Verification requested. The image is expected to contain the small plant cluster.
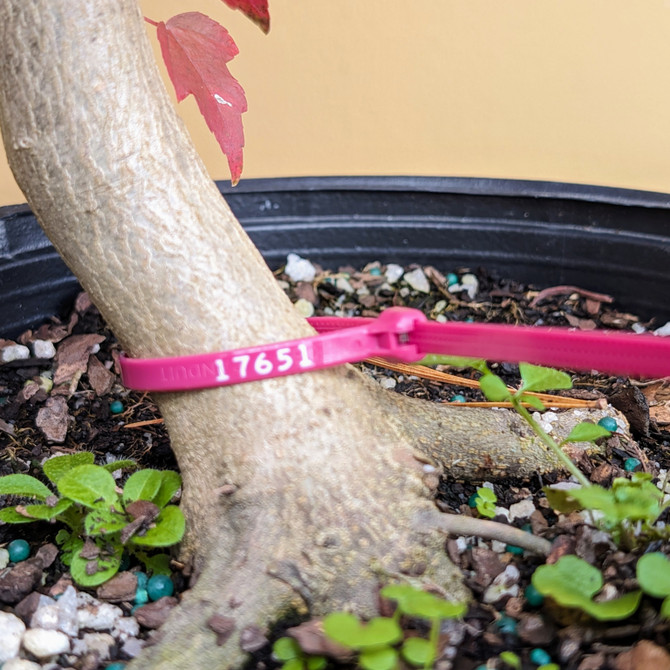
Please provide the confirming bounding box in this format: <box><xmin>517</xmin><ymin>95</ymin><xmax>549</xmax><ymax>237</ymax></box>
<box><xmin>436</xmin><ymin>357</ymin><xmax>670</xmax><ymax>626</ymax></box>
<box><xmin>470</xmin><ymin>486</ymin><xmax>497</xmax><ymax>519</ymax></box>
<box><xmin>439</xmin><ymin>357</ymin><xmax>670</xmax><ymax>546</ymax></box>
<box><xmin>533</xmin><ymin>551</ymin><xmax>670</xmax><ymax>621</ymax></box>
<box><xmin>273</xmin><ymin>584</ymin><xmax>467</xmax><ymax>670</ymax></box>
<box><xmin>545</xmin><ymin>471</ymin><xmax>670</xmax><ymax>549</ymax></box>
<box><xmin>0</xmin><ymin>452</ymin><xmax>184</xmax><ymax>586</ymax></box>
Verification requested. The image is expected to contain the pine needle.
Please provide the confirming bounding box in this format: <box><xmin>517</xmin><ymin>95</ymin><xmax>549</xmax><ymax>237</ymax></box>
<box><xmin>365</xmin><ymin>356</ymin><xmax>604</xmax><ymax>409</ymax></box>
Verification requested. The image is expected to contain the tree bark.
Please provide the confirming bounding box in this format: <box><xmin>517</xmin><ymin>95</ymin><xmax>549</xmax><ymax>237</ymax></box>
<box><xmin>0</xmin><ymin>1</ymin><xmax>617</xmax><ymax>667</ymax></box>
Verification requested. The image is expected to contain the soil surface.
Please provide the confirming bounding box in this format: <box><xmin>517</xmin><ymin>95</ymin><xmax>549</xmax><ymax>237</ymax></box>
<box><xmin>1</xmin><ymin>259</ymin><xmax>670</xmax><ymax>670</ymax></box>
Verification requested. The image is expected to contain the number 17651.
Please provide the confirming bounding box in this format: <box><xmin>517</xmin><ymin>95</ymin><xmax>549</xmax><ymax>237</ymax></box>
<box><xmin>214</xmin><ymin>343</ymin><xmax>315</xmax><ymax>382</ymax></box>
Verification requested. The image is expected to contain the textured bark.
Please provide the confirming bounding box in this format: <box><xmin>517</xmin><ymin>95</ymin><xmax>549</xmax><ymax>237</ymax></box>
<box><xmin>0</xmin><ymin>1</ymin><xmax>618</xmax><ymax>668</ymax></box>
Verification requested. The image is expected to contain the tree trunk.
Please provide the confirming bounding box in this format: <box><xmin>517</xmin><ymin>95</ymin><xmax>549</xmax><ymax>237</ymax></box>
<box><xmin>0</xmin><ymin>1</ymin><xmax>616</xmax><ymax>667</ymax></box>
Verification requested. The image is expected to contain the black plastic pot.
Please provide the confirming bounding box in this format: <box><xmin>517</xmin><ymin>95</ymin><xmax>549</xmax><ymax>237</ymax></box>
<box><xmin>2</xmin><ymin>176</ymin><xmax>670</xmax><ymax>338</ymax></box>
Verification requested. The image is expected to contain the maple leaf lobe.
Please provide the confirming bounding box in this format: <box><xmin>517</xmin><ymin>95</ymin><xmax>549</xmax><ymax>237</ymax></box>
<box><xmin>221</xmin><ymin>0</ymin><xmax>270</xmax><ymax>34</ymax></box>
<box><xmin>156</xmin><ymin>12</ymin><xmax>246</xmax><ymax>184</ymax></box>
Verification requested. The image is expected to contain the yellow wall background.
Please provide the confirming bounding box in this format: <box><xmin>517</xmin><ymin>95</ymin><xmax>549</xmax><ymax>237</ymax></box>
<box><xmin>2</xmin><ymin>0</ymin><xmax>670</xmax><ymax>206</ymax></box>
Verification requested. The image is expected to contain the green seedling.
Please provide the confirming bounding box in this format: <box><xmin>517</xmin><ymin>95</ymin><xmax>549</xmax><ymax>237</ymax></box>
<box><xmin>636</xmin><ymin>552</ymin><xmax>670</xmax><ymax>618</ymax></box>
<box><xmin>426</xmin><ymin>358</ymin><xmax>670</xmax><ymax>553</ymax></box>
<box><xmin>272</xmin><ymin>637</ymin><xmax>326</xmax><ymax>670</ymax></box>
<box><xmin>531</xmin><ymin>555</ymin><xmax>641</xmax><ymax>620</ymax></box>
<box><xmin>323</xmin><ymin>611</ymin><xmax>402</xmax><ymax>670</ymax></box>
<box><xmin>425</xmin><ymin>358</ymin><xmax>608</xmax><ymax>487</ymax></box>
<box><xmin>0</xmin><ymin>452</ymin><xmax>184</xmax><ymax>586</ymax></box>
<box><xmin>545</xmin><ymin>473</ymin><xmax>669</xmax><ymax>548</ymax></box>
<box><xmin>381</xmin><ymin>584</ymin><xmax>467</xmax><ymax>669</ymax></box>
<box><xmin>472</xmin><ymin>487</ymin><xmax>497</xmax><ymax>519</ymax></box>
<box><xmin>317</xmin><ymin>584</ymin><xmax>466</xmax><ymax>670</ymax></box>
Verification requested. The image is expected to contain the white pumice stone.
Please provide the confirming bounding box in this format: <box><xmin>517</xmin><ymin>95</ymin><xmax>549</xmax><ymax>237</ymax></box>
<box><xmin>112</xmin><ymin>616</ymin><xmax>140</xmax><ymax>641</ymax></box>
<box><xmin>483</xmin><ymin>564</ymin><xmax>520</xmax><ymax>604</ymax></box>
<box><xmin>82</xmin><ymin>632</ymin><xmax>115</xmax><ymax>660</ymax></box>
<box><xmin>460</xmin><ymin>273</ymin><xmax>479</xmax><ymax>299</ymax></box>
<box><xmin>121</xmin><ymin>637</ymin><xmax>145</xmax><ymax>658</ymax></box>
<box><xmin>285</xmin><ymin>253</ymin><xmax>316</xmax><ymax>282</ymax></box>
<box><xmin>403</xmin><ymin>268</ymin><xmax>430</xmax><ymax>293</ymax></box>
<box><xmin>76</xmin><ymin>598</ymin><xmax>123</xmax><ymax>631</ymax></box>
<box><xmin>0</xmin><ymin>612</ymin><xmax>26</xmax><ymax>663</ymax></box>
<box><xmin>32</xmin><ymin>339</ymin><xmax>56</xmax><ymax>359</ymax></box>
<box><xmin>0</xmin><ymin>344</ymin><xmax>30</xmax><ymax>362</ymax></box>
<box><xmin>293</xmin><ymin>298</ymin><xmax>315</xmax><ymax>317</ymax></box>
<box><xmin>22</xmin><ymin>628</ymin><xmax>70</xmax><ymax>659</ymax></box>
<box><xmin>2</xmin><ymin>658</ymin><xmax>43</xmax><ymax>670</ymax></box>
<box><xmin>385</xmin><ymin>264</ymin><xmax>404</xmax><ymax>284</ymax></box>
<box><xmin>509</xmin><ymin>498</ymin><xmax>536</xmax><ymax>521</ymax></box>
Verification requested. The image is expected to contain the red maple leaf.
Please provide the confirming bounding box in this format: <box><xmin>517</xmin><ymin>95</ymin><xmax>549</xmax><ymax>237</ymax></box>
<box><xmin>156</xmin><ymin>12</ymin><xmax>247</xmax><ymax>185</ymax></box>
<box><xmin>220</xmin><ymin>0</ymin><xmax>270</xmax><ymax>33</ymax></box>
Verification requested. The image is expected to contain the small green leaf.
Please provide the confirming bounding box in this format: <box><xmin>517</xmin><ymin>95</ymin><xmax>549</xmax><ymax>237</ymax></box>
<box><xmin>479</xmin><ymin>373</ymin><xmax>511</xmax><ymax>402</ymax></box>
<box><xmin>123</xmin><ymin>469</ymin><xmax>163</xmax><ymax>505</ymax></box>
<box><xmin>533</xmin><ymin>555</ymin><xmax>602</xmax><ymax>603</ymax></box>
<box><xmin>400</xmin><ymin>591</ymin><xmax>467</xmax><ymax>621</ymax></box>
<box><xmin>661</xmin><ymin>596</ymin><xmax>670</xmax><ymax>619</ymax></box>
<box><xmin>532</xmin><ymin>555</ymin><xmax>641</xmax><ymax>620</ymax></box>
<box><xmin>19</xmin><ymin>499</ymin><xmax>74</xmax><ymax>520</ymax></box>
<box><xmin>359</xmin><ymin>646</ymin><xmax>398</xmax><ymax>670</ymax></box>
<box><xmin>0</xmin><ymin>474</ymin><xmax>53</xmax><ymax>500</ymax></box>
<box><xmin>43</xmin><ymin>452</ymin><xmax>95</xmax><ymax>484</ymax></box>
<box><xmin>380</xmin><ymin>583</ymin><xmax>422</xmax><ymax>608</ymax></box>
<box><xmin>518</xmin><ymin>393</ymin><xmax>546</xmax><ymax>411</ymax></box>
<box><xmin>545</xmin><ymin>481</ymin><xmax>663</xmax><ymax>527</ymax></box>
<box><xmin>57</xmin><ymin>465</ymin><xmax>119</xmax><ymax>508</ymax></box>
<box><xmin>475</xmin><ymin>487</ymin><xmax>497</xmax><ymax>519</ymax></box>
<box><xmin>475</xmin><ymin>500</ymin><xmax>496</xmax><ymax>518</ymax></box>
<box><xmin>101</xmin><ymin>460</ymin><xmax>137</xmax><ymax>474</ymax></box>
<box><xmin>543</xmin><ymin>486</ymin><xmax>584</xmax><ymax>515</ymax></box>
<box><xmin>586</xmin><ymin>590</ymin><xmax>642</xmax><ymax>620</ymax></box>
<box><xmin>281</xmin><ymin>660</ymin><xmax>302</xmax><ymax>670</ymax></box>
<box><xmin>0</xmin><ymin>507</ymin><xmax>39</xmax><ymax>523</ymax></box>
<box><xmin>519</xmin><ymin>363</ymin><xmax>572</xmax><ymax>393</ymax></box>
<box><xmin>419</xmin><ymin>355</ymin><xmax>490</xmax><ymax>373</ymax></box>
<box><xmin>58</xmin><ymin>535</ymin><xmax>81</xmax><ymax>566</ymax></box>
<box><xmin>306</xmin><ymin>656</ymin><xmax>327</xmax><ymax>670</ymax></box>
<box><xmin>136</xmin><ymin>552</ymin><xmax>173</xmax><ymax>576</ymax></box>
<box><xmin>153</xmin><ymin>471</ymin><xmax>182</xmax><ymax>509</ymax></box>
<box><xmin>401</xmin><ymin>637</ymin><xmax>435</xmax><ymax>666</ymax></box>
<box><xmin>70</xmin><ymin>540</ymin><xmax>122</xmax><ymax>586</ymax></box>
<box><xmin>272</xmin><ymin>637</ymin><xmax>301</xmax><ymax>662</ymax></box>
<box><xmin>129</xmin><ymin>505</ymin><xmax>185</xmax><ymax>547</ymax></box>
<box><xmin>476</xmin><ymin>487</ymin><xmax>496</xmax><ymax>502</ymax></box>
<box><xmin>84</xmin><ymin>508</ymin><xmax>127</xmax><ymax>536</ymax></box>
<box><xmin>381</xmin><ymin>584</ymin><xmax>466</xmax><ymax>620</ymax></box>
<box><xmin>499</xmin><ymin>650</ymin><xmax>522</xmax><ymax>669</ymax></box>
<box><xmin>323</xmin><ymin>612</ymin><xmax>402</xmax><ymax>650</ymax></box>
<box><xmin>561</xmin><ymin>422</ymin><xmax>612</xmax><ymax>445</ymax></box>
<box><xmin>636</xmin><ymin>553</ymin><xmax>670</xmax><ymax>599</ymax></box>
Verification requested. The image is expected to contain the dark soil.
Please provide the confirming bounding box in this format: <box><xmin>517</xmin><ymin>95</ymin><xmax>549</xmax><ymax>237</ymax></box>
<box><xmin>2</xmin><ymin>260</ymin><xmax>670</xmax><ymax>670</ymax></box>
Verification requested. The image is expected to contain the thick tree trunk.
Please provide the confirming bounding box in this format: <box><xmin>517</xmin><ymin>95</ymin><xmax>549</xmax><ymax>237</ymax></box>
<box><xmin>0</xmin><ymin>1</ymin><xmax>617</xmax><ymax>667</ymax></box>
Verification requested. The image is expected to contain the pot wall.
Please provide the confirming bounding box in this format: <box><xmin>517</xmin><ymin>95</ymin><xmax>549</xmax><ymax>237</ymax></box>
<box><xmin>2</xmin><ymin>177</ymin><xmax>670</xmax><ymax>338</ymax></box>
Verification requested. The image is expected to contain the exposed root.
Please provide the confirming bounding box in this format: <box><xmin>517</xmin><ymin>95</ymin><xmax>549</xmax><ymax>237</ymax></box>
<box><xmin>128</xmin><ymin>371</ymin><xmax>621</xmax><ymax>669</ymax></box>
<box><xmin>434</xmin><ymin>513</ymin><xmax>552</xmax><ymax>556</ymax></box>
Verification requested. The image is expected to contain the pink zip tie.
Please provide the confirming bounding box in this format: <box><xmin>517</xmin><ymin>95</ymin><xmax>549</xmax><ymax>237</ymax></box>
<box><xmin>119</xmin><ymin>307</ymin><xmax>670</xmax><ymax>392</ymax></box>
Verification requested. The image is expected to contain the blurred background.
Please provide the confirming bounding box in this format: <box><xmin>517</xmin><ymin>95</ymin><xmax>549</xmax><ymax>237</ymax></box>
<box><xmin>1</xmin><ymin>0</ymin><xmax>670</xmax><ymax>206</ymax></box>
